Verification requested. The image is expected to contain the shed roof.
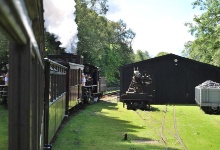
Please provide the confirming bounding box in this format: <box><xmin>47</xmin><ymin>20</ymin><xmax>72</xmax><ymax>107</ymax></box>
<box><xmin>121</xmin><ymin>54</ymin><xmax>220</xmax><ymax>71</ymax></box>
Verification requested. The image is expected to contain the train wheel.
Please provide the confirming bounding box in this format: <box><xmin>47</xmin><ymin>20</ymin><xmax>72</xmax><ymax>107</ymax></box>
<box><xmin>210</xmin><ymin>106</ymin><xmax>219</xmax><ymax>114</ymax></box>
<box><xmin>201</xmin><ymin>106</ymin><xmax>210</xmax><ymax>114</ymax></box>
<box><xmin>144</xmin><ymin>103</ymin><xmax>151</xmax><ymax>111</ymax></box>
<box><xmin>133</xmin><ymin>102</ymin><xmax>140</xmax><ymax>108</ymax></box>
<box><xmin>201</xmin><ymin>106</ymin><xmax>220</xmax><ymax>114</ymax></box>
<box><xmin>140</xmin><ymin>101</ymin><xmax>147</xmax><ymax>110</ymax></box>
<box><xmin>126</xmin><ymin>102</ymin><xmax>133</xmax><ymax>110</ymax></box>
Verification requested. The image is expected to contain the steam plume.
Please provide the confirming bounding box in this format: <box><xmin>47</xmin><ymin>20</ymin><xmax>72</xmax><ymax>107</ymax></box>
<box><xmin>43</xmin><ymin>0</ymin><xmax>78</xmax><ymax>53</ymax></box>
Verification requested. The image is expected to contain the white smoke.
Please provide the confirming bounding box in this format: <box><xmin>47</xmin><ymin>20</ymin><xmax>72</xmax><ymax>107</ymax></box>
<box><xmin>43</xmin><ymin>0</ymin><xmax>78</xmax><ymax>53</ymax></box>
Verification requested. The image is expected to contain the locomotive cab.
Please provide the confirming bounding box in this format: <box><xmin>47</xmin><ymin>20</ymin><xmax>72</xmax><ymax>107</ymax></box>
<box><xmin>83</xmin><ymin>64</ymin><xmax>103</xmax><ymax>103</ymax></box>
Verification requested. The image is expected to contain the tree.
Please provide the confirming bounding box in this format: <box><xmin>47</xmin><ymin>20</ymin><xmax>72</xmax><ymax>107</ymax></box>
<box><xmin>184</xmin><ymin>0</ymin><xmax>220</xmax><ymax>66</ymax></box>
<box><xmin>109</xmin><ymin>20</ymin><xmax>135</xmax><ymax>65</ymax></box>
<box><xmin>134</xmin><ymin>50</ymin><xmax>150</xmax><ymax>62</ymax></box>
<box><xmin>75</xmin><ymin>0</ymin><xmax>136</xmax><ymax>84</ymax></box>
<box><xmin>0</xmin><ymin>32</ymin><xmax>9</xmax><ymax>63</ymax></box>
<box><xmin>156</xmin><ymin>52</ymin><xmax>169</xmax><ymax>57</ymax></box>
<box><xmin>75</xmin><ymin>0</ymin><xmax>108</xmax><ymax>64</ymax></box>
<box><xmin>45</xmin><ymin>31</ymin><xmax>65</xmax><ymax>55</ymax></box>
<box><xmin>144</xmin><ymin>51</ymin><xmax>151</xmax><ymax>59</ymax></box>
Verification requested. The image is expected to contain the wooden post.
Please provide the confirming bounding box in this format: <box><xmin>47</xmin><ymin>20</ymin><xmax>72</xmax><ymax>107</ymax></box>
<box><xmin>9</xmin><ymin>41</ymin><xmax>32</xmax><ymax>150</ymax></box>
<box><xmin>44</xmin><ymin>60</ymin><xmax>50</xmax><ymax>145</ymax></box>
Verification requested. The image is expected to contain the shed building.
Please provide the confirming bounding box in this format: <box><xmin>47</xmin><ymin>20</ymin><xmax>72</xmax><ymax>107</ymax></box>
<box><xmin>120</xmin><ymin>54</ymin><xmax>220</xmax><ymax>104</ymax></box>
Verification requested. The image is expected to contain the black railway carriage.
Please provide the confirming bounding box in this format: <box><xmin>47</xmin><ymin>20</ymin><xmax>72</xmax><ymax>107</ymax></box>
<box><xmin>47</xmin><ymin>53</ymin><xmax>84</xmax><ymax>112</ymax></box>
<box><xmin>44</xmin><ymin>58</ymin><xmax>67</xmax><ymax>145</ymax></box>
<box><xmin>120</xmin><ymin>54</ymin><xmax>220</xmax><ymax>105</ymax></box>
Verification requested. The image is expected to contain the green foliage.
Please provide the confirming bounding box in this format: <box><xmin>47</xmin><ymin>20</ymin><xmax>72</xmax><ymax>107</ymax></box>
<box><xmin>45</xmin><ymin>31</ymin><xmax>65</xmax><ymax>55</ymax></box>
<box><xmin>75</xmin><ymin>0</ymin><xmax>109</xmax><ymax>64</ymax></box>
<box><xmin>184</xmin><ymin>0</ymin><xmax>220</xmax><ymax>66</ymax></box>
<box><xmin>134</xmin><ymin>50</ymin><xmax>150</xmax><ymax>62</ymax></box>
<box><xmin>75</xmin><ymin>0</ymin><xmax>136</xmax><ymax>84</ymax></box>
<box><xmin>0</xmin><ymin>32</ymin><xmax>9</xmax><ymax>63</ymax></box>
<box><xmin>156</xmin><ymin>51</ymin><xmax>169</xmax><ymax>57</ymax></box>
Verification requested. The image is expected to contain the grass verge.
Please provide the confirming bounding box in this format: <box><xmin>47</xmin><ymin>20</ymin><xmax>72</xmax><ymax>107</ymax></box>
<box><xmin>0</xmin><ymin>105</ymin><xmax>8</xmax><ymax>150</ymax></box>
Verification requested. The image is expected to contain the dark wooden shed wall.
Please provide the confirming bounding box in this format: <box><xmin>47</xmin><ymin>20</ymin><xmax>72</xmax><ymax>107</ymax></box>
<box><xmin>120</xmin><ymin>54</ymin><xmax>220</xmax><ymax>104</ymax></box>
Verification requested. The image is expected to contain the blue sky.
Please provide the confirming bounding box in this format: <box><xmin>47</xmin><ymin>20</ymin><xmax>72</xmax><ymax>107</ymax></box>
<box><xmin>106</xmin><ymin>0</ymin><xmax>203</xmax><ymax>57</ymax></box>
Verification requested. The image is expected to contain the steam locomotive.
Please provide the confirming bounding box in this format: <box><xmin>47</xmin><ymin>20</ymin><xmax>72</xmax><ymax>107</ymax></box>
<box><xmin>121</xmin><ymin>68</ymin><xmax>153</xmax><ymax>110</ymax></box>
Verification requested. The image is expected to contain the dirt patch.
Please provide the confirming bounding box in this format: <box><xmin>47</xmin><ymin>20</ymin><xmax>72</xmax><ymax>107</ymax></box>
<box><xmin>132</xmin><ymin>140</ymin><xmax>160</xmax><ymax>144</ymax></box>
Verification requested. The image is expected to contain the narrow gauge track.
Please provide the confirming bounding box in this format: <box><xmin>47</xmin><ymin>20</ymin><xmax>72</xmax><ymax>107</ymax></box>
<box><xmin>161</xmin><ymin>105</ymin><xmax>168</xmax><ymax>149</ymax></box>
<box><xmin>135</xmin><ymin>109</ymin><xmax>168</xmax><ymax>149</ymax></box>
<box><xmin>101</xmin><ymin>91</ymin><xmax>120</xmax><ymax>103</ymax></box>
<box><xmin>213</xmin><ymin>117</ymin><xmax>220</xmax><ymax>126</ymax></box>
<box><xmin>104</xmin><ymin>92</ymin><xmax>186</xmax><ymax>149</ymax></box>
<box><xmin>103</xmin><ymin>90</ymin><xmax>120</xmax><ymax>97</ymax></box>
<box><xmin>173</xmin><ymin>106</ymin><xmax>187</xmax><ymax>150</ymax></box>
<box><xmin>135</xmin><ymin>105</ymin><xmax>187</xmax><ymax>150</ymax></box>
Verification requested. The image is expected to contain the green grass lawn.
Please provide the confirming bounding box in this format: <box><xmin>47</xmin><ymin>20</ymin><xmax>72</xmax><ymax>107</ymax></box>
<box><xmin>1</xmin><ymin>98</ymin><xmax>220</xmax><ymax>150</ymax></box>
<box><xmin>174</xmin><ymin>105</ymin><xmax>220</xmax><ymax>150</ymax></box>
<box><xmin>0</xmin><ymin>105</ymin><xmax>8</xmax><ymax>150</ymax></box>
<box><xmin>52</xmin><ymin>99</ymin><xmax>165</xmax><ymax>150</ymax></box>
<box><xmin>51</xmin><ymin>98</ymin><xmax>220</xmax><ymax>150</ymax></box>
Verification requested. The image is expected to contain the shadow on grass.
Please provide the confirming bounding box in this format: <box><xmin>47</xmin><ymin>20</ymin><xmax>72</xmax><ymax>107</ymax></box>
<box><xmin>52</xmin><ymin>101</ymin><xmax>181</xmax><ymax>150</ymax></box>
<box><xmin>120</xmin><ymin>133</ymin><xmax>181</xmax><ymax>150</ymax></box>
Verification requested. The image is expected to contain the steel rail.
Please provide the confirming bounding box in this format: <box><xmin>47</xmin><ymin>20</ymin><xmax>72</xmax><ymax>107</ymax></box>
<box><xmin>141</xmin><ymin>105</ymin><xmax>187</xmax><ymax>149</ymax></box>
<box><xmin>135</xmin><ymin>110</ymin><xmax>168</xmax><ymax>149</ymax></box>
<box><xmin>173</xmin><ymin>106</ymin><xmax>187</xmax><ymax>150</ymax></box>
<box><xmin>160</xmin><ymin>105</ymin><xmax>168</xmax><ymax>150</ymax></box>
